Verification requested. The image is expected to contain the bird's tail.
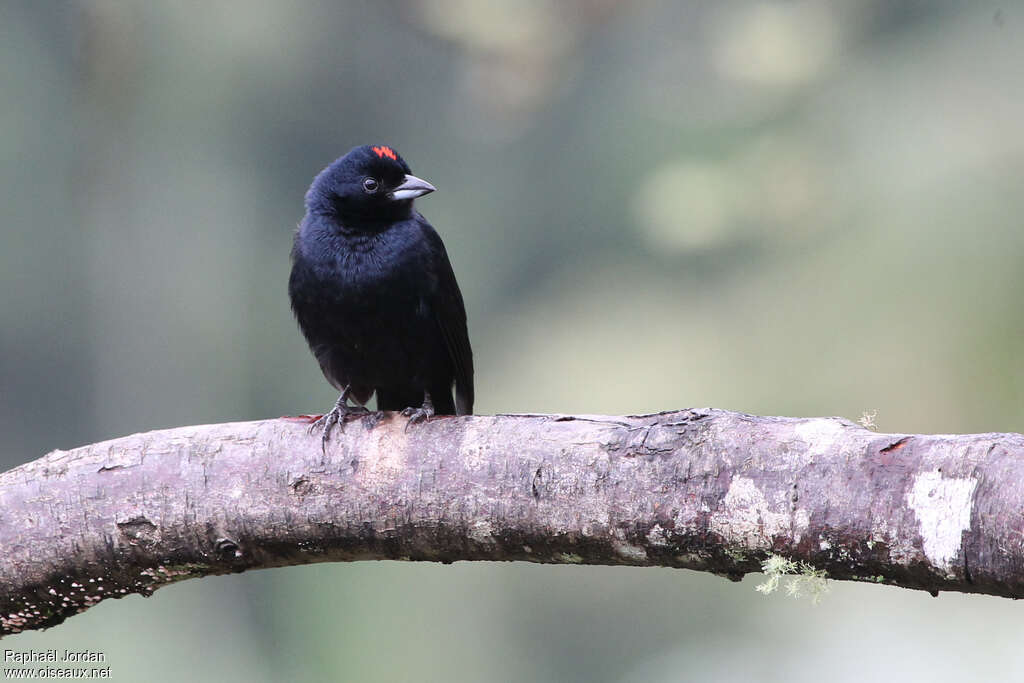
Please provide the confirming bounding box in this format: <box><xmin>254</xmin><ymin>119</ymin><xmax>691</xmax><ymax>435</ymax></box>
<box><xmin>455</xmin><ymin>381</ymin><xmax>473</xmax><ymax>416</ymax></box>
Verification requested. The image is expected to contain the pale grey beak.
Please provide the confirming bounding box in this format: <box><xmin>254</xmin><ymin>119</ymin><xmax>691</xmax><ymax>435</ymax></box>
<box><xmin>389</xmin><ymin>174</ymin><xmax>436</xmax><ymax>201</ymax></box>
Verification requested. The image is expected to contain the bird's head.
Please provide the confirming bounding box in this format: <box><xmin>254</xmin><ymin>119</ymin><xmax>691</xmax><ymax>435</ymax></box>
<box><xmin>304</xmin><ymin>145</ymin><xmax>435</xmax><ymax>227</ymax></box>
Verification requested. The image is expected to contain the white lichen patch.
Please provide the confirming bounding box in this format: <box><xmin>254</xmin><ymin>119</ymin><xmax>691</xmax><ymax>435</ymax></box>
<box><xmin>674</xmin><ymin>552</ymin><xmax>708</xmax><ymax>567</ymax></box>
<box><xmin>793</xmin><ymin>508</ymin><xmax>810</xmax><ymax>540</ymax></box>
<box><xmin>612</xmin><ymin>540</ymin><xmax>648</xmax><ymax>562</ymax></box>
<box><xmin>710</xmin><ymin>477</ymin><xmax>808</xmax><ymax>548</ymax></box>
<box><xmin>646</xmin><ymin>523</ymin><xmax>671</xmax><ymax>547</ymax></box>
<box><xmin>467</xmin><ymin>519</ymin><xmax>494</xmax><ymax>543</ymax></box>
<box><xmin>907</xmin><ymin>471</ymin><xmax>977</xmax><ymax>573</ymax></box>
<box><xmin>794</xmin><ymin>419</ymin><xmax>845</xmax><ymax>457</ymax></box>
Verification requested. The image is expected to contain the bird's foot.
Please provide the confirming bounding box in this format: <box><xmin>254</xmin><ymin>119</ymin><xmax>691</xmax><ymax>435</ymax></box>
<box><xmin>361</xmin><ymin>410</ymin><xmax>387</xmax><ymax>431</ymax></box>
<box><xmin>401</xmin><ymin>392</ymin><xmax>435</xmax><ymax>431</ymax></box>
<box><xmin>308</xmin><ymin>392</ymin><xmax>369</xmax><ymax>451</ymax></box>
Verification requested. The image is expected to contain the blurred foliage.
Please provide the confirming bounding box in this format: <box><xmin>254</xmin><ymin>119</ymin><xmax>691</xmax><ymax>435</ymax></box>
<box><xmin>3</xmin><ymin>1</ymin><xmax>1024</xmax><ymax>681</ymax></box>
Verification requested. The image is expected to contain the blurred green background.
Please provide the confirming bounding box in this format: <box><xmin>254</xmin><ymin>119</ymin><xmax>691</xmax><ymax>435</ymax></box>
<box><xmin>3</xmin><ymin>1</ymin><xmax>1024</xmax><ymax>681</ymax></box>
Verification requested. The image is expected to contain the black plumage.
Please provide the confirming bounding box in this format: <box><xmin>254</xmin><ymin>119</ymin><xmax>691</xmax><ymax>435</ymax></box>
<box><xmin>288</xmin><ymin>145</ymin><xmax>473</xmax><ymax>440</ymax></box>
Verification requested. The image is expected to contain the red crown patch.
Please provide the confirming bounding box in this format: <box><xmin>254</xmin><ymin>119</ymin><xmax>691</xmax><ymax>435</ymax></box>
<box><xmin>372</xmin><ymin>146</ymin><xmax>397</xmax><ymax>161</ymax></box>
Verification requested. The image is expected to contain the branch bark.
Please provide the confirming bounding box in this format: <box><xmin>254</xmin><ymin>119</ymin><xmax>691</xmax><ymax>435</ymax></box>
<box><xmin>3</xmin><ymin>409</ymin><xmax>1022</xmax><ymax>636</ymax></box>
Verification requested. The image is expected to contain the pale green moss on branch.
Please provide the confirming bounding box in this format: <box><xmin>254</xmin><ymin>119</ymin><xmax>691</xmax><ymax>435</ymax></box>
<box><xmin>755</xmin><ymin>554</ymin><xmax>830</xmax><ymax>604</ymax></box>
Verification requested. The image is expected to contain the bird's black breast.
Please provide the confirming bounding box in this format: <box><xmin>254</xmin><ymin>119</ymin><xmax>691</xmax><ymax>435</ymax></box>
<box><xmin>288</xmin><ymin>217</ymin><xmax>453</xmax><ymax>392</ymax></box>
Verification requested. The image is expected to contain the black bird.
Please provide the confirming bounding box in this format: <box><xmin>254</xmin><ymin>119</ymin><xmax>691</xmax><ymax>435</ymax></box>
<box><xmin>288</xmin><ymin>145</ymin><xmax>473</xmax><ymax>443</ymax></box>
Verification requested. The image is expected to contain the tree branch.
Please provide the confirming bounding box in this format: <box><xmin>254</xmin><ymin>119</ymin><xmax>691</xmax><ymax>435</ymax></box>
<box><xmin>3</xmin><ymin>409</ymin><xmax>1022</xmax><ymax>636</ymax></box>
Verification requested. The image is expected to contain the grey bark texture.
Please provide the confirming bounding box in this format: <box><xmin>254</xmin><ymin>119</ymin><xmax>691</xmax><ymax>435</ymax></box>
<box><xmin>2</xmin><ymin>408</ymin><xmax>1022</xmax><ymax>636</ymax></box>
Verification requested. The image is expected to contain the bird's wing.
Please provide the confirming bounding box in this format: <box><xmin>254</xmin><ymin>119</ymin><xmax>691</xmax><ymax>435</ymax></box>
<box><xmin>312</xmin><ymin>343</ymin><xmax>345</xmax><ymax>392</ymax></box>
<box><xmin>422</xmin><ymin>225</ymin><xmax>474</xmax><ymax>415</ymax></box>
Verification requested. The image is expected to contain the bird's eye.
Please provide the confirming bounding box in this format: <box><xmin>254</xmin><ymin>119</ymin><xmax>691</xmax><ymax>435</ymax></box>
<box><xmin>362</xmin><ymin>177</ymin><xmax>379</xmax><ymax>193</ymax></box>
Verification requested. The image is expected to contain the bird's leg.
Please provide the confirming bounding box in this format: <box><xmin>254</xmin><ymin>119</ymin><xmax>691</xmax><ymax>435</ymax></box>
<box><xmin>309</xmin><ymin>385</ymin><xmax>368</xmax><ymax>448</ymax></box>
<box><xmin>401</xmin><ymin>391</ymin><xmax>435</xmax><ymax>431</ymax></box>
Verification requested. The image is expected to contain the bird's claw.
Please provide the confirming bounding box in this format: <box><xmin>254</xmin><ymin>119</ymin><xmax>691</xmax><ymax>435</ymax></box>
<box><xmin>308</xmin><ymin>402</ymin><xmax>368</xmax><ymax>450</ymax></box>
<box><xmin>401</xmin><ymin>400</ymin><xmax>435</xmax><ymax>432</ymax></box>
